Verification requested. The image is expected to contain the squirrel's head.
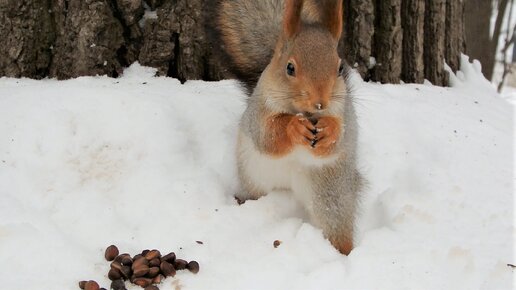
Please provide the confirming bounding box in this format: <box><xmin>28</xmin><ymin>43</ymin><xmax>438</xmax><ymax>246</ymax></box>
<box><xmin>266</xmin><ymin>0</ymin><xmax>346</xmax><ymax>115</ymax></box>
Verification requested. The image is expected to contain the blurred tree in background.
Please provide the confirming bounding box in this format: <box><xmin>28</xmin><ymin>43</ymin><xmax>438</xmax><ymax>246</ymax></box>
<box><xmin>466</xmin><ymin>0</ymin><xmax>515</xmax><ymax>82</ymax></box>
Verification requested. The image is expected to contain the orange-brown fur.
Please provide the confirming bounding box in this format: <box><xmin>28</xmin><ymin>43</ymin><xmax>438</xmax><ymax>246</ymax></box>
<box><xmin>262</xmin><ymin>113</ymin><xmax>296</xmax><ymax>156</ymax></box>
<box><xmin>302</xmin><ymin>0</ymin><xmax>323</xmax><ymax>22</ymax></box>
<box><xmin>284</xmin><ymin>0</ymin><xmax>304</xmax><ymax>38</ymax></box>
<box><xmin>320</xmin><ymin>0</ymin><xmax>343</xmax><ymax>39</ymax></box>
<box><xmin>329</xmin><ymin>234</ymin><xmax>353</xmax><ymax>256</ymax></box>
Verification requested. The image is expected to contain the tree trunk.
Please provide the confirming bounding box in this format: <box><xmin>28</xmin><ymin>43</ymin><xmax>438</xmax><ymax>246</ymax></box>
<box><xmin>490</xmin><ymin>0</ymin><xmax>510</xmax><ymax>77</ymax></box>
<box><xmin>1</xmin><ymin>0</ymin><xmax>465</xmax><ymax>86</ymax></box>
<box><xmin>513</xmin><ymin>40</ymin><xmax>516</xmax><ymax>62</ymax></box>
<box><xmin>445</xmin><ymin>0</ymin><xmax>465</xmax><ymax>73</ymax></box>
<box><xmin>140</xmin><ymin>0</ymin><xmax>210</xmax><ymax>82</ymax></box>
<box><xmin>342</xmin><ymin>0</ymin><xmax>375</xmax><ymax>80</ymax></box>
<box><xmin>401</xmin><ymin>0</ymin><xmax>425</xmax><ymax>83</ymax></box>
<box><xmin>465</xmin><ymin>0</ymin><xmax>492</xmax><ymax>79</ymax></box>
<box><xmin>373</xmin><ymin>0</ymin><xmax>403</xmax><ymax>84</ymax></box>
<box><xmin>49</xmin><ymin>0</ymin><xmax>126</xmax><ymax>79</ymax></box>
<box><xmin>424</xmin><ymin>0</ymin><xmax>447</xmax><ymax>86</ymax></box>
<box><xmin>0</xmin><ymin>0</ymin><xmax>55</xmax><ymax>78</ymax></box>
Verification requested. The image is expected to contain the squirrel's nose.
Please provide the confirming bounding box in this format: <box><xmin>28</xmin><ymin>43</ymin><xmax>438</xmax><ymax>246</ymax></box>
<box><xmin>301</xmin><ymin>101</ymin><xmax>326</xmax><ymax>114</ymax></box>
<box><xmin>314</xmin><ymin>99</ymin><xmax>329</xmax><ymax>111</ymax></box>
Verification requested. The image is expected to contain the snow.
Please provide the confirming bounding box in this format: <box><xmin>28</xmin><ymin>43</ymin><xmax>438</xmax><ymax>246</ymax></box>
<box><xmin>0</xmin><ymin>60</ymin><xmax>513</xmax><ymax>290</ymax></box>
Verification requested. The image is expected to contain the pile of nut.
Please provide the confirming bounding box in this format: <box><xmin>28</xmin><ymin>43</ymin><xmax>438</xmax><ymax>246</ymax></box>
<box><xmin>79</xmin><ymin>245</ymin><xmax>200</xmax><ymax>290</ymax></box>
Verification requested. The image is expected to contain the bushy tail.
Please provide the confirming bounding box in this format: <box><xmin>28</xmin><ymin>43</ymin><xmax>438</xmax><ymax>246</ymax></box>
<box><xmin>206</xmin><ymin>0</ymin><xmax>285</xmax><ymax>94</ymax></box>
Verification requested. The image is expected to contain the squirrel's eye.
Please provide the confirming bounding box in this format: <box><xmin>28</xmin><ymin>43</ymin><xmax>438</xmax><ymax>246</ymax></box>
<box><xmin>286</xmin><ymin>62</ymin><xmax>296</xmax><ymax>77</ymax></box>
<box><xmin>338</xmin><ymin>62</ymin><xmax>345</xmax><ymax>76</ymax></box>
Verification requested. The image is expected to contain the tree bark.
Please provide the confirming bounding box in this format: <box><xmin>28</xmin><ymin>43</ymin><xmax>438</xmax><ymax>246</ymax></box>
<box><xmin>490</xmin><ymin>0</ymin><xmax>510</xmax><ymax>77</ymax></box>
<box><xmin>0</xmin><ymin>0</ymin><xmax>466</xmax><ymax>86</ymax></box>
<box><xmin>445</xmin><ymin>0</ymin><xmax>465</xmax><ymax>73</ymax></box>
<box><xmin>139</xmin><ymin>0</ymin><xmax>225</xmax><ymax>82</ymax></box>
<box><xmin>49</xmin><ymin>0</ymin><xmax>125</xmax><ymax>79</ymax></box>
<box><xmin>402</xmin><ymin>0</ymin><xmax>425</xmax><ymax>83</ymax></box>
<box><xmin>513</xmin><ymin>39</ymin><xmax>516</xmax><ymax>62</ymax></box>
<box><xmin>373</xmin><ymin>0</ymin><xmax>403</xmax><ymax>84</ymax></box>
<box><xmin>0</xmin><ymin>0</ymin><xmax>55</xmax><ymax>78</ymax></box>
<box><xmin>342</xmin><ymin>0</ymin><xmax>375</xmax><ymax>80</ymax></box>
<box><xmin>424</xmin><ymin>0</ymin><xmax>447</xmax><ymax>86</ymax></box>
<box><xmin>465</xmin><ymin>0</ymin><xmax>494</xmax><ymax>80</ymax></box>
<box><xmin>138</xmin><ymin>2</ymin><xmax>179</xmax><ymax>77</ymax></box>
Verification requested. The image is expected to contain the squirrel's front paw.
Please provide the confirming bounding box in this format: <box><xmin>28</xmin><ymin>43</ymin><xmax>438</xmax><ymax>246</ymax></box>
<box><xmin>286</xmin><ymin>115</ymin><xmax>317</xmax><ymax>148</ymax></box>
<box><xmin>312</xmin><ymin>116</ymin><xmax>342</xmax><ymax>156</ymax></box>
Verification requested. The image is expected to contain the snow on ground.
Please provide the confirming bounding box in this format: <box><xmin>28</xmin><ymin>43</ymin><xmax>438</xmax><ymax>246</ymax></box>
<box><xmin>0</xmin><ymin>58</ymin><xmax>513</xmax><ymax>290</ymax></box>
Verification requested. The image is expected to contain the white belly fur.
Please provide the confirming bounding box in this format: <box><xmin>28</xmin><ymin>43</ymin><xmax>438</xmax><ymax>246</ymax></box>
<box><xmin>238</xmin><ymin>133</ymin><xmax>339</xmax><ymax>216</ymax></box>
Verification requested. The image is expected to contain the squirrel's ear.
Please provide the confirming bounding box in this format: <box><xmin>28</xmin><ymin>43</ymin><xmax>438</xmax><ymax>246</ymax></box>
<box><xmin>321</xmin><ymin>0</ymin><xmax>343</xmax><ymax>40</ymax></box>
<box><xmin>283</xmin><ymin>0</ymin><xmax>304</xmax><ymax>38</ymax></box>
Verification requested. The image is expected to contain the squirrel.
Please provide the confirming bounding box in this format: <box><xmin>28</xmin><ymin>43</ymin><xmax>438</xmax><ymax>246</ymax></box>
<box><xmin>207</xmin><ymin>0</ymin><xmax>363</xmax><ymax>255</ymax></box>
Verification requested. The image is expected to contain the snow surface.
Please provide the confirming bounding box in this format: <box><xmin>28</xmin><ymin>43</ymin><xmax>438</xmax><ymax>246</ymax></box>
<box><xmin>0</xmin><ymin>59</ymin><xmax>513</xmax><ymax>290</ymax></box>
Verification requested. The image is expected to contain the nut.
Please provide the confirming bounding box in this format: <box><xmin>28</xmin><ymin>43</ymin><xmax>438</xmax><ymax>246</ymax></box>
<box><xmin>132</xmin><ymin>278</ymin><xmax>152</xmax><ymax>288</ymax></box>
<box><xmin>160</xmin><ymin>261</ymin><xmax>176</xmax><ymax>277</ymax></box>
<box><xmin>105</xmin><ymin>245</ymin><xmax>119</xmax><ymax>262</ymax></box>
<box><xmin>145</xmin><ymin>250</ymin><xmax>161</xmax><ymax>260</ymax></box>
<box><xmin>161</xmin><ymin>252</ymin><xmax>176</xmax><ymax>263</ymax></box>
<box><xmin>120</xmin><ymin>266</ymin><xmax>132</xmax><ymax>280</ymax></box>
<box><xmin>273</xmin><ymin>240</ymin><xmax>282</xmax><ymax>248</ymax></box>
<box><xmin>110</xmin><ymin>279</ymin><xmax>127</xmax><ymax>290</ymax></box>
<box><xmin>133</xmin><ymin>265</ymin><xmax>150</xmax><ymax>278</ymax></box>
<box><xmin>110</xmin><ymin>261</ymin><xmax>123</xmax><ymax>271</ymax></box>
<box><xmin>147</xmin><ymin>267</ymin><xmax>160</xmax><ymax>278</ymax></box>
<box><xmin>121</xmin><ymin>255</ymin><xmax>133</xmax><ymax>266</ymax></box>
<box><xmin>149</xmin><ymin>258</ymin><xmax>161</xmax><ymax>268</ymax></box>
<box><xmin>99</xmin><ymin>246</ymin><xmax>200</xmax><ymax>289</ymax></box>
<box><xmin>108</xmin><ymin>268</ymin><xmax>122</xmax><ymax>281</ymax></box>
<box><xmin>115</xmin><ymin>254</ymin><xmax>131</xmax><ymax>264</ymax></box>
<box><xmin>187</xmin><ymin>261</ymin><xmax>200</xmax><ymax>274</ymax></box>
<box><xmin>84</xmin><ymin>280</ymin><xmax>100</xmax><ymax>290</ymax></box>
<box><xmin>174</xmin><ymin>259</ymin><xmax>188</xmax><ymax>270</ymax></box>
<box><xmin>132</xmin><ymin>257</ymin><xmax>149</xmax><ymax>269</ymax></box>
<box><xmin>79</xmin><ymin>281</ymin><xmax>87</xmax><ymax>289</ymax></box>
<box><xmin>152</xmin><ymin>274</ymin><xmax>164</xmax><ymax>284</ymax></box>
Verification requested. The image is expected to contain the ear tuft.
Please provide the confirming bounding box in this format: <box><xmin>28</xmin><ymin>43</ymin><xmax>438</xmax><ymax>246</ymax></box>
<box><xmin>321</xmin><ymin>0</ymin><xmax>343</xmax><ymax>40</ymax></box>
<box><xmin>283</xmin><ymin>0</ymin><xmax>304</xmax><ymax>38</ymax></box>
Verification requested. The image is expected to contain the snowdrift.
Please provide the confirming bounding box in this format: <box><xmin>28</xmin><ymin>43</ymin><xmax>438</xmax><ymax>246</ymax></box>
<box><xmin>0</xmin><ymin>58</ymin><xmax>513</xmax><ymax>289</ymax></box>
